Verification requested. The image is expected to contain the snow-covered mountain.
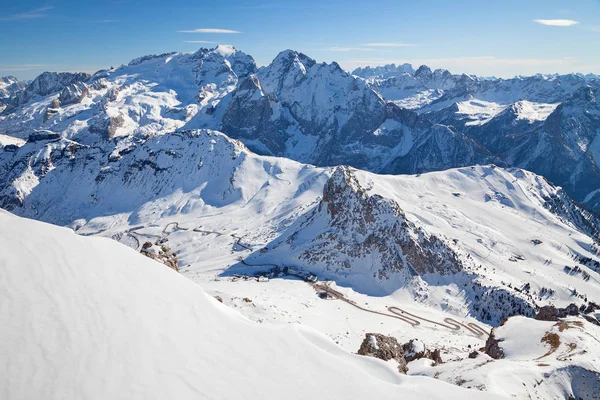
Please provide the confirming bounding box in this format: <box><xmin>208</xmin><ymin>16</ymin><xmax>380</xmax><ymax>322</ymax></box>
<box><xmin>246</xmin><ymin>166</ymin><xmax>464</xmax><ymax>295</ymax></box>
<box><xmin>0</xmin><ymin>45</ymin><xmax>255</xmax><ymax>141</ymax></box>
<box><xmin>2</xmin><ymin>46</ymin><xmax>599</xmax><ymax>210</ymax></box>
<box><xmin>425</xmin><ymin>87</ymin><xmax>600</xmax><ymax>209</ymax></box>
<box><xmin>0</xmin><ymin>76</ymin><xmax>26</xmax><ymax>113</ymax></box>
<box><xmin>220</xmin><ymin>50</ymin><xmax>492</xmax><ymax>172</ymax></box>
<box><xmin>357</xmin><ymin>63</ymin><xmax>600</xmax><ymax>110</ymax></box>
<box><xmin>2</xmin><ymin>128</ymin><xmax>598</xmax><ymax>323</ymax></box>
<box><xmin>352</xmin><ymin>63</ymin><xmax>415</xmax><ymax>79</ymax></box>
<box><xmin>3</xmin><ymin>209</ymin><xmax>498</xmax><ymax>400</ymax></box>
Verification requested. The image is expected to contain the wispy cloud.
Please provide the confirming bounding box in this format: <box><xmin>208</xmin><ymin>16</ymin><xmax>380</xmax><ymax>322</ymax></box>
<box><xmin>323</xmin><ymin>47</ymin><xmax>376</xmax><ymax>52</ymax></box>
<box><xmin>0</xmin><ymin>6</ymin><xmax>54</xmax><ymax>21</ymax></box>
<box><xmin>178</xmin><ymin>28</ymin><xmax>240</xmax><ymax>34</ymax></box>
<box><xmin>534</xmin><ymin>19</ymin><xmax>579</xmax><ymax>27</ymax></box>
<box><xmin>363</xmin><ymin>42</ymin><xmax>417</xmax><ymax>47</ymax></box>
<box><xmin>94</xmin><ymin>19</ymin><xmax>119</xmax><ymax>23</ymax></box>
<box><xmin>184</xmin><ymin>40</ymin><xmax>218</xmax><ymax>44</ymax></box>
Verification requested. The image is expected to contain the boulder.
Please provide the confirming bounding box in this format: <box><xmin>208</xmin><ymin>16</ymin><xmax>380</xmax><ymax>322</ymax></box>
<box><xmin>140</xmin><ymin>241</ymin><xmax>179</xmax><ymax>272</ymax></box>
<box><xmin>484</xmin><ymin>329</ymin><xmax>505</xmax><ymax>359</ymax></box>
<box><xmin>357</xmin><ymin>333</ymin><xmax>408</xmax><ymax>374</ymax></box>
<box><xmin>402</xmin><ymin>339</ymin><xmax>443</xmax><ymax>364</ymax></box>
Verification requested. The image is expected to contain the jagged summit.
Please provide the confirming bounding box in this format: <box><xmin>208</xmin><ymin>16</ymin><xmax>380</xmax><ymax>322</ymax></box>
<box><xmin>1</xmin><ymin>45</ymin><xmax>600</xmax><ymax>209</ymax></box>
<box><xmin>248</xmin><ymin>165</ymin><xmax>464</xmax><ymax>295</ymax></box>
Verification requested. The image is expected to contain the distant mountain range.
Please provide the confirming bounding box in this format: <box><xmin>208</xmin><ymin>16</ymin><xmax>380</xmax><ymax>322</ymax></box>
<box><xmin>0</xmin><ymin>45</ymin><xmax>599</xmax><ymax>211</ymax></box>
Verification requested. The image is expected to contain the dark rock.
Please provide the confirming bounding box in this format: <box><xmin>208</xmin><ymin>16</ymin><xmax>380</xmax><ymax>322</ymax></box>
<box><xmin>582</xmin><ymin>314</ymin><xmax>600</xmax><ymax>326</ymax></box>
<box><xmin>536</xmin><ymin>303</ymin><xmax>580</xmax><ymax>321</ymax></box>
<box><xmin>484</xmin><ymin>329</ymin><xmax>505</xmax><ymax>359</ymax></box>
<box><xmin>583</xmin><ymin>302</ymin><xmax>600</xmax><ymax>314</ymax></box>
<box><xmin>27</xmin><ymin>130</ymin><xmax>60</xmax><ymax>142</ymax></box>
<box><xmin>468</xmin><ymin>350</ymin><xmax>479</xmax><ymax>359</ymax></box>
<box><xmin>402</xmin><ymin>339</ymin><xmax>443</xmax><ymax>364</ymax></box>
<box><xmin>358</xmin><ymin>333</ymin><xmax>408</xmax><ymax>374</ymax></box>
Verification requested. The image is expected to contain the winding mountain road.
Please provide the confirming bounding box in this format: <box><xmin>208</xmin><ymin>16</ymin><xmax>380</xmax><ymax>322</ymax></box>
<box><xmin>314</xmin><ymin>282</ymin><xmax>490</xmax><ymax>338</ymax></box>
<box><xmin>126</xmin><ymin>221</ymin><xmax>490</xmax><ymax>338</ymax></box>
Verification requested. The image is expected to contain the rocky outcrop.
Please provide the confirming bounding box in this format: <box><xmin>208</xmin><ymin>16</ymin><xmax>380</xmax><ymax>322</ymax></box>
<box><xmin>484</xmin><ymin>329</ymin><xmax>505</xmax><ymax>359</ymax></box>
<box><xmin>402</xmin><ymin>339</ymin><xmax>443</xmax><ymax>364</ymax></box>
<box><xmin>4</xmin><ymin>72</ymin><xmax>90</xmax><ymax>114</ymax></box>
<box><xmin>0</xmin><ymin>76</ymin><xmax>26</xmax><ymax>111</ymax></box>
<box><xmin>43</xmin><ymin>99</ymin><xmax>61</xmax><ymax>122</ymax></box>
<box><xmin>221</xmin><ymin>50</ymin><xmax>491</xmax><ymax>174</ymax></box>
<box><xmin>535</xmin><ymin>303</ymin><xmax>580</xmax><ymax>321</ymax></box>
<box><xmin>140</xmin><ymin>241</ymin><xmax>179</xmax><ymax>272</ymax></box>
<box><xmin>358</xmin><ymin>333</ymin><xmax>408</xmax><ymax>374</ymax></box>
<box><xmin>249</xmin><ymin>166</ymin><xmax>464</xmax><ymax>295</ymax></box>
<box><xmin>308</xmin><ymin>167</ymin><xmax>461</xmax><ymax>286</ymax></box>
<box><xmin>27</xmin><ymin>130</ymin><xmax>60</xmax><ymax>142</ymax></box>
<box><xmin>89</xmin><ymin>114</ymin><xmax>125</xmax><ymax>139</ymax></box>
<box><xmin>59</xmin><ymin>82</ymin><xmax>89</xmax><ymax>105</ymax></box>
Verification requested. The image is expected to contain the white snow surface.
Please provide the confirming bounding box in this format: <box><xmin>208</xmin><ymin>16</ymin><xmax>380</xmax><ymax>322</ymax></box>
<box><xmin>0</xmin><ymin>209</ymin><xmax>495</xmax><ymax>400</ymax></box>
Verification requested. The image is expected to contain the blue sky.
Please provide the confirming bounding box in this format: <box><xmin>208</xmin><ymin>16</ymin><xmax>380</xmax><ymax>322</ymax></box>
<box><xmin>1</xmin><ymin>0</ymin><xmax>600</xmax><ymax>80</ymax></box>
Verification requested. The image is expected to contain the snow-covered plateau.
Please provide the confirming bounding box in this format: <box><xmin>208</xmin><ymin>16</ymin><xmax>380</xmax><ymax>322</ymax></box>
<box><xmin>1</xmin><ymin>45</ymin><xmax>600</xmax><ymax>399</ymax></box>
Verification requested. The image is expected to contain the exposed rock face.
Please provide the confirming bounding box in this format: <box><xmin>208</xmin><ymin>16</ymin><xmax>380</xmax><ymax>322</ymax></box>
<box><xmin>89</xmin><ymin>114</ymin><xmax>125</xmax><ymax>139</ymax></box>
<box><xmin>358</xmin><ymin>333</ymin><xmax>408</xmax><ymax>374</ymax></box>
<box><xmin>352</xmin><ymin>63</ymin><xmax>415</xmax><ymax>79</ymax></box>
<box><xmin>27</xmin><ymin>130</ymin><xmax>60</xmax><ymax>142</ymax></box>
<box><xmin>221</xmin><ymin>50</ymin><xmax>491</xmax><ymax>173</ymax></box>
<box><xmin>4</xmin><ymin>72</ymin><xmax>90</xmax><ymax>114</ymax></box>
<box><xmin>402</xmin><ymin>339</ymin><xmax>442</xmax><ymax>364</ymax></box>
<box><xmin>221</xmin><ymin>74</ymin><xmax>283</xmax><ymax>153</ymax></box>
<box><xmin>140</xmin><ymin>241</ymin><xmax>179</xmax><ymax>271</ymax></box>
<box><xmin>536</xmin><ymin>303</ymin><xmax>580</xmax><ymax>321</ymax></box>
<box><xmin>59</xmin><ymin>82</ymin><xmax>89</xmax><ymax>105</ymax></box>
<box><xmin>43</xmin><ymin>99</ymin><xmax>61</xmax><ymax>122</ymax></box>
<box><xmin>248</xmin><ymin>166</ymin><xmax>464</xmax><ymax>295</ymax></box>
<box><xmin>484</xmin><ymin>329</ymin><xmax>505</xmax><ymax>359</ymax></box>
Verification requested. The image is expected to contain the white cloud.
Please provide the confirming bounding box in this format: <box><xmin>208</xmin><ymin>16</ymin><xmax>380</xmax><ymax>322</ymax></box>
<box><xmin>363</xmin><ymin>43</ymin><xmax>416</xmax><ymax>47</ymax></box>
<box><xmin>184</xmin><ymin>40</ymin><xmax>217</xmax><ymax>44</ymax></box>
<box><xmin>178</xmin><ymin>28</ymin><xmax>240</xmax><ymax>33</ymax></box>
<box><xmin>0</xmin><ymin>6</ymin><xmax>54</xmax><ymax>21</ymax></box>
<box><xmin>322</xmin><ymin>47</ymin><xmax>376</xmax><ymax>52</ymax></box>
<box><xmin>533</xmin><ymin>19</ymin><xmax>579</xmax><ymax>27</ymax></box>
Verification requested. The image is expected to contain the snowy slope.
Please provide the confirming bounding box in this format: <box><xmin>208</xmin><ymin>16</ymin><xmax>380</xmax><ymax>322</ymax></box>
<box><xmin>1</xmin><ymin>127</ymin><xmax>599</xmax><ymax>398</ymax></box>
<box><xmin>2</xmin><ymin>128</ymin><xmax>598</xmax><ymax>324</ymax></box>
<box><xmin>1</xmin><ymin>209</ymin><xmax>500</xmax><ymax>400</ymax></box>
<box><xmin>0</xmin><ymin>46</ymin><xmax>255</xmax><ymax>141</ymax></box>
<box><xmin>411</xmin><ymin>316</ymin><xmax>600</xmax><ymax>399</ymax></box>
